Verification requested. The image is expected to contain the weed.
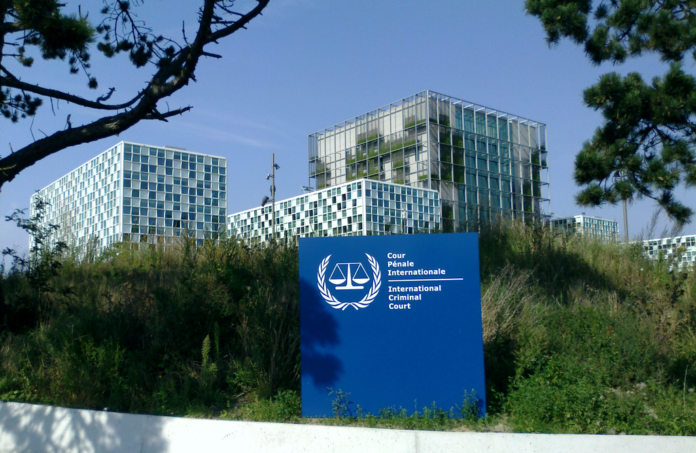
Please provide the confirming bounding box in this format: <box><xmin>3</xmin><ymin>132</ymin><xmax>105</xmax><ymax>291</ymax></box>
<box><xmin>222</xmin><ymin>390</ymin><xmax>301</xmax><ymax>422</ymax></box>
<box><xmin>328</xmin><ymin>388</ymin><xmax>352</xmax><ymax>418</ymax></box>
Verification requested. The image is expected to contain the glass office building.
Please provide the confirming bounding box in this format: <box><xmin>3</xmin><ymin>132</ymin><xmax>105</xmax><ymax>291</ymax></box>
<box><xmin>550</xmin><ymin>215</ymin><xmax>619</xmax><ymax>242</ymax></box>
<box><xmin>308</xmin><ymin>90</ymin><xmax>550</xmax><ymax>232</ymax></box>
<box><xmin>32</xmin><ymin>141</ymin><xmax>227</xmax><ymax>254</ymax></box>
<box><xmin>228</xmin><ymin>179</ymin><xmax>440</xmax><ymax>244</ymax></box>
<box><xmin>642</xmin><ymin>235</ymin><xmax>696</xmax><ymax>269</ymax></box>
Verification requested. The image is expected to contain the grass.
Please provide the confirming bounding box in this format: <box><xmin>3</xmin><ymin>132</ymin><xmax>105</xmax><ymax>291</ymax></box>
<box><xmin>217</xmin><ymin>390</ymin><xmax>498</xmax><ymax>432</ymax></box>
<box><xmin>0</xmin><ymin>221</ymin><xmax>695</xmax><ymax>434</ymax></box>
<box><xmin>0</xmin><ymin>239</ymin><xmax>299</xmax><ymax>415</ymax></box>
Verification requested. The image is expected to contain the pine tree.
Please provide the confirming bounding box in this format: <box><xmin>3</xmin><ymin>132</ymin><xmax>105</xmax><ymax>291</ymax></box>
<box><xmin>526</xmin><ymin>0</ymin><xmax>696</xmax><ymax>224</ymax></box>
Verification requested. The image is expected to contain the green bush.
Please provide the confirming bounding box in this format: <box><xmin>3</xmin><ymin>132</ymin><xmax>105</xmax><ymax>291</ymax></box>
<box><xmin>505</xmin><ymin>306</ymin><xmax>696</xmax><ymax>434</ymax></box>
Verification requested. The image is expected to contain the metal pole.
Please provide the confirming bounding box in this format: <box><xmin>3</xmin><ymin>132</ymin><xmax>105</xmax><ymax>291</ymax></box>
<box><xmin>272</xmin><ymin>153</ymin><xmax>276</xmax><ymax>239</ymax></box>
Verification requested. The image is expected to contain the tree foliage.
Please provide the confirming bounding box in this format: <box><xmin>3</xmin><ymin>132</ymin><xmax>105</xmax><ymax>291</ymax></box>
<box><xmin>525</xmin><ymin>0</ymin><xmax>696</xmax><ymax>224</ymax></box>
<box><xmin>0</xmin><ymin>0</ymin><xmax>269</xmax><ymax>189</ymax></box>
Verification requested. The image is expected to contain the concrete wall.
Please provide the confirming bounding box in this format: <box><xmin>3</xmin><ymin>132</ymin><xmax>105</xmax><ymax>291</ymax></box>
<box><xmin>1</xmin><ymin>401</ymin><xmax>694</xmax><ymax>453</ymax></box>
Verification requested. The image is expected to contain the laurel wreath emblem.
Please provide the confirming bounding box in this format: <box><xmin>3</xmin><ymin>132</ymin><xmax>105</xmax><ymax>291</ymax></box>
<box><xmin>317</xmin><ymin>254</ymin><xmax>381</xmax><ymax>310</ymax></box>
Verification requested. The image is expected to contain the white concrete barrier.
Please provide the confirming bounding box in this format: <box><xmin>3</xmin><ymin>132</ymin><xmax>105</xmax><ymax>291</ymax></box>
<box><xmin>0</xmin><ymin>401</ymin><xmax>694</xmax><ymax>453</ymax></box>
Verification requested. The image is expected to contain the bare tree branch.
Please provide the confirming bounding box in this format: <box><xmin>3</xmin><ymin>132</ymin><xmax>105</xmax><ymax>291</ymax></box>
<box><xmin>0</xmin><ymin>0</ymin><xmax>270</xmax><ymax>188</ymax></box>
<box><xmin>144</xmin><ymin>106</ymin><xmax>192</xmax><ymax>122</ymax></box>
<box><xmin>0</xmin><ymin>76</ymin><xmax>143</xmax><ymax>110</ymax></box>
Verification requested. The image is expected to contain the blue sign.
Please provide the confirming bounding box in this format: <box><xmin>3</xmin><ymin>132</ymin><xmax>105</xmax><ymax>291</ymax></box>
<box><xmin>299</xmin><ymin>233</ymin><xmax>485</xmax><ymax>418</ymax></box>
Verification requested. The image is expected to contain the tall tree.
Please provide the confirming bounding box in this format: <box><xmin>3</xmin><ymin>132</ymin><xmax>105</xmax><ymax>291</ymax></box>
<box><xmin>0</xmin><ymin>0</ymin><xmax>269</xmax><ymax>190</ymax></box>
<box><xmin>526</xmin><ymin>0</ymin><xmax>696</xmax><ymax>225</ymax></box>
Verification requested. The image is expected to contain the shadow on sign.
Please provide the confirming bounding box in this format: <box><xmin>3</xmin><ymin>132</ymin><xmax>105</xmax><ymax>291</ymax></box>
<box><xmin>300</xmin><ymin>279</ymin><xmax>343</xmax><ymax>389</ymax></box>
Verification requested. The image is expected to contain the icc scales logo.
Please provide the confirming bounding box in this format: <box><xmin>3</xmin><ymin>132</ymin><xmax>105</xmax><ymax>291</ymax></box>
<box><xmin>317</xmin><ymin>253</ymin><xmax>381</xmax><ymax>310</ymax></box>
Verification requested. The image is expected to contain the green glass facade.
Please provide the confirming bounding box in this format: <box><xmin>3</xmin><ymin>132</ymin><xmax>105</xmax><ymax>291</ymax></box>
<box><xmin>308</xmin><ymin>90</ymin><xmax>550</xmax><ymax>231</ymax></box>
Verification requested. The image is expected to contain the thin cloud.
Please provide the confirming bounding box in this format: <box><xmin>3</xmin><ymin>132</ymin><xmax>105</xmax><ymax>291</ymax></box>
<box><xmin>177</xmin><ymin>120</ymin><xmax>282</xmax><ymax>149</ymax></box>
<box><xmin>194</xmin><ymin>108</ymin><xmax>294</xmax><ymax>138</ymax></box>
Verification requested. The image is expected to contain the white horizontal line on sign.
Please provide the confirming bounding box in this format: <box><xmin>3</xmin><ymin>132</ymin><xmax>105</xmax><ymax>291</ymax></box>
<box><xmin>388</xmin><ymin>278</ymin><xmax>464</xmax><ymax>282</ymax></box>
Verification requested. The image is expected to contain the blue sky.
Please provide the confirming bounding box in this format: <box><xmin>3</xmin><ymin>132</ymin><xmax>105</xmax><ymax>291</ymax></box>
<box><xmin>1</xmin><ymin>0</ymin><xmax>692</xmax><ymax>256</ymax></box>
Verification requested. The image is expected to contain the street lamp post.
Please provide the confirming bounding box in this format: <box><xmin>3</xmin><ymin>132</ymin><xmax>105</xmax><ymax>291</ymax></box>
<box><xmin>262</xmin><ymin>154</ymin><xmax>280</xmax><ymax>239</ymax></box>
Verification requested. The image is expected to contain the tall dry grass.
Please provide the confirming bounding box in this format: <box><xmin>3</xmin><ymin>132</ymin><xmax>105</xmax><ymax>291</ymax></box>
<box><xmin>0</xmin><ymin>221</ymin><xmax>694</xmax><ymax>433</ymax></box>
<box><xmin>478</xmin><ymin>221</ymin><xmax>696</xmax><ymax>433</ymax></box>
<box><xmin>0</xmin><ymin>237</ymin><xmax>299</xmax><ymax>414</ymax></box>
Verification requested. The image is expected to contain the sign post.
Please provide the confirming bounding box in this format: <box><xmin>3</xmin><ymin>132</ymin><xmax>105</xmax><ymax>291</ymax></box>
<box><xmin>299</xmin><ymin>233</ymin><xmax>486</xmax><ymax>418</ymax></box>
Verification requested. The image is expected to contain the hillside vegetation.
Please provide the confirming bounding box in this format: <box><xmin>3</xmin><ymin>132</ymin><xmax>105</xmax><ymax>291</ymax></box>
<box><xmin>0</xmin><ymin>222</ymin><xmax>694</xmax><ymax>434</ymax></box>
